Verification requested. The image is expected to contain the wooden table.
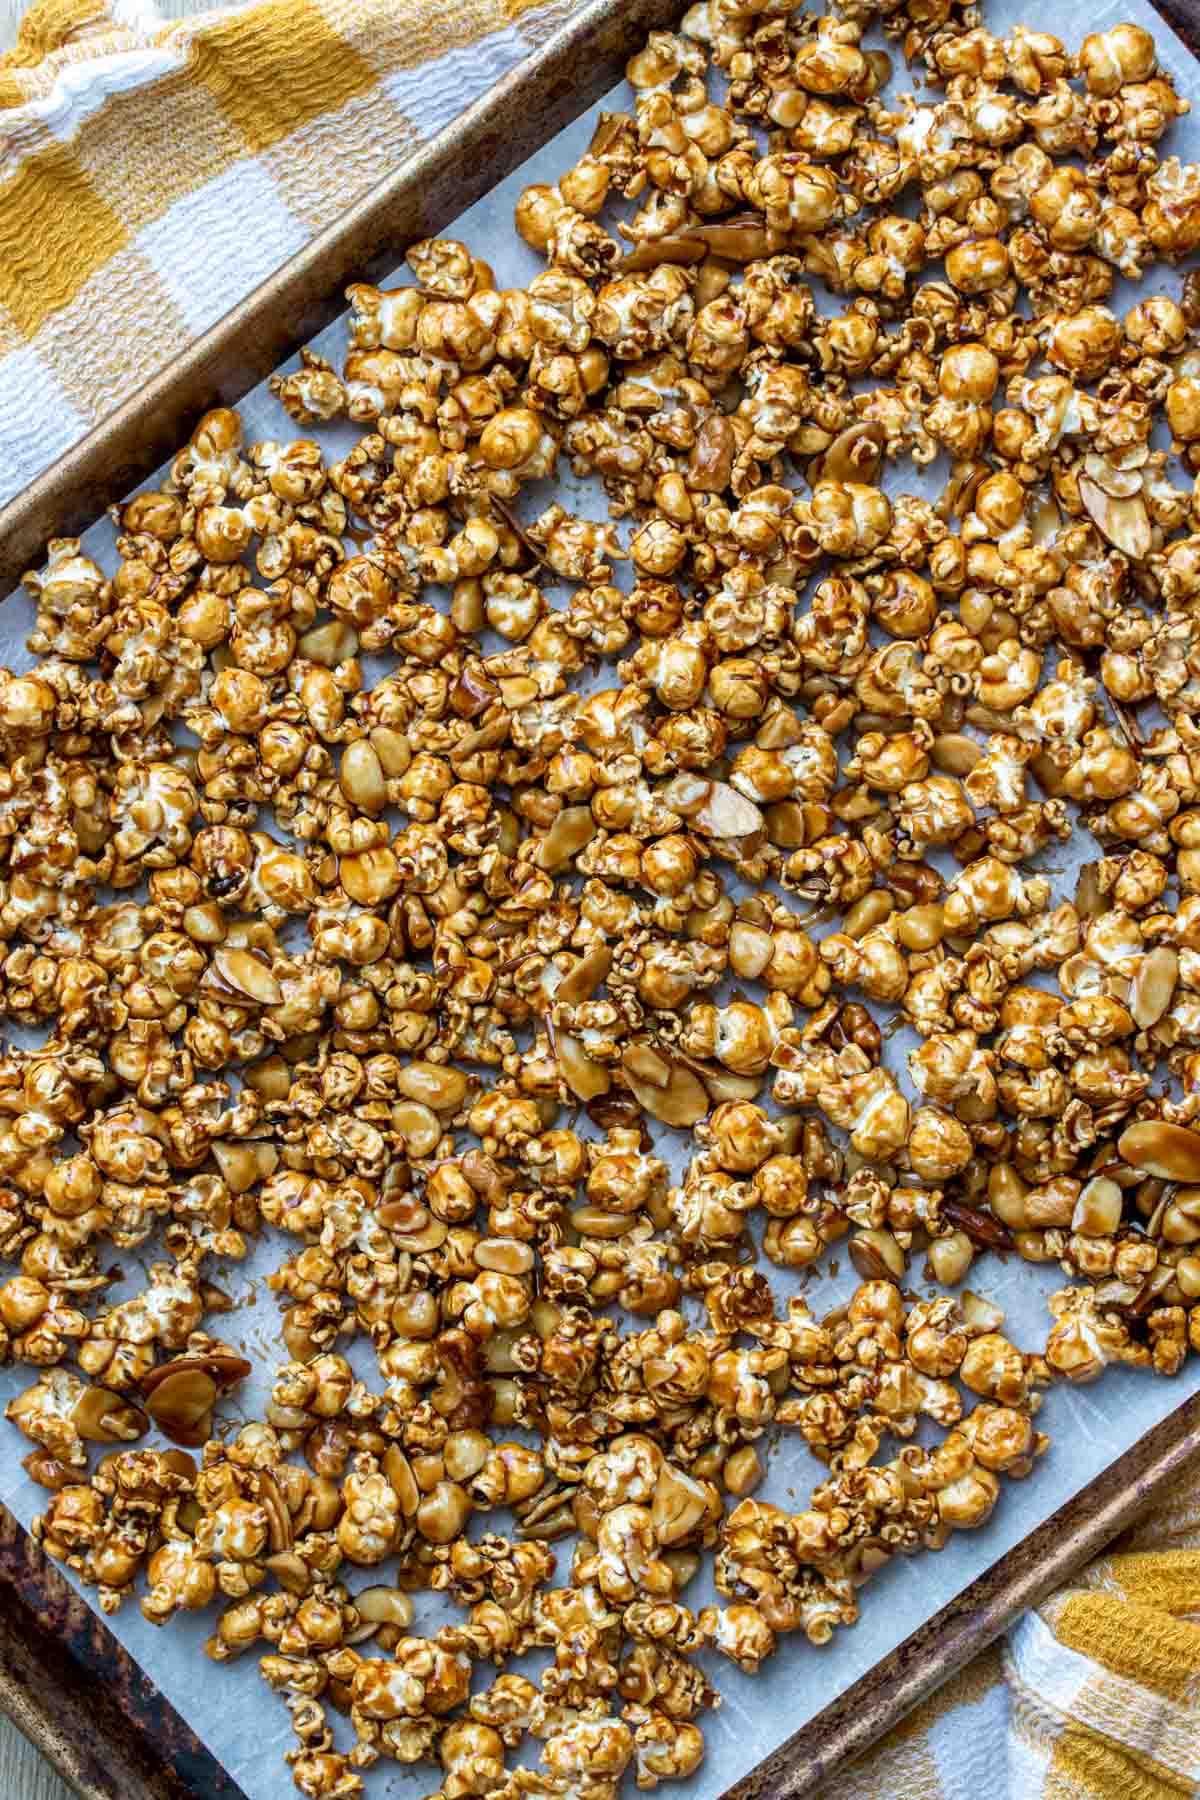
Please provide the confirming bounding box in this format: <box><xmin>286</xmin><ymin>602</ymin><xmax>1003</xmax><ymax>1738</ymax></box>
<box><xmin>0</xmin><ymin>1738</ymin><xmax>73</xmax><ymax>1800</ymax></box>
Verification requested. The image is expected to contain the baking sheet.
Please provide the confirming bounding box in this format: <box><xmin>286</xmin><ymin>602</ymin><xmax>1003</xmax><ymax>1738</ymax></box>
<box><xmin>3</xmin><ymin>0</ymin><xmax>1200</xmax><ymax>1792</ymax></box>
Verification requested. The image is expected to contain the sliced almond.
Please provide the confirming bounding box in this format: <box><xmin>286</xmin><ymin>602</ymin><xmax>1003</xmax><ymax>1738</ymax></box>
<box><xmin>662</xmin><ymin>775</ymin><xmax>762</xmax><ymax>838</ymax></box>
<box><xmin>958</xmin><ymin>1291</ymin><xmax>1005</xmax><ymax>1333</ymax></box>
<box><xmin>848</xmin><ymin>1228</ymin><xmax>905</xmax><ymax>1281</ymax></box>
<box><xmin>299</xmin><ymin>620</ymin><xmax>358</xmax><ymax>665</ymax></box>
<box><xmin>1071</xmin><ymin>1176</ymin><xmax>1124</xmax><ymax>1238</ymax></box>
<box><xmin>72</xmin><ymin>1386</ymin><xmax>147</xmax><ymax>1444</ymax></box>
<box><xmin>728</xmin><ymin>920</ymin><xmax>773</xmax><ymax>980</ymax></box>
<box><xmin>256</xmin><ymin>1467</ymin><xmax>294</xmax><ymax>1553</ymax></box>
<box><xmin>930</xmin><ymin>733</ymin><xmax>982</xmax><ymax>776</ymax></box>
<box><xmin>1081</xmin><ymin>454</ymin><xmax>1143</xmax><ymax>498</ymax></box>
<box><xmin>474</xmin><ymin>1238</ymin><xmax>535</xmax><ymax>1274</ymax></box>
<box><xmin>622</xmin><ymin>1041</ymin><xmax>672</xmax><ymax>1088</ymax></box>
<box><xmin>1074</xmin><ymin>862</ymin><xmax>1105</xmax><ymax>918</ymax></box>
<box><xmin>536</xmin><ymin>806</ymin><xmax>596</xmax><ymax>872</ymax></box>
<box><xmin>143</xmin><ymin>1369</ymin><xmax>217</xmax><ymax>1446</ymax></box>
<box><xmin>382</xmin><ymin>1445</ymin><xmax>420</xmax><ymax>1516</ymax></box>
<box><xmin>618</xmin><ymin>235</ymin><xmax>709</xmax><ymax>273</ymax></box>
<box><xmin>451</xmin><ymin>717</ymin><xmax>509</xmax><ymax>764</ymax></box>
<box><xmin>353</xmin><ymin>1585</ymin><xmax>414</xmax><ymax>1627</ymax></box>
<box><xmin>1130</xmin><ymin>946</ymin><xmax>1179</xmax><ymax>1030</ymax></box>
<box><xmin>659</xmin><ymin>773</ymin><xmax>709</xmax><ymax>817</ymax></box>
<box><xmin>692</xmin><ymin>219</ymin><xmax>773</xmax><ymax>260</ymax></box>
<box><xmin>499</xmin><ymin>675</ymin><xmax>539</xmax><ymax>709</ymax></box>
<box><xmin>391</xmin><ymin>1101</ymin><xmax>442</xmax><ymax>1157</ymax></box>
<box><xmin>264</xmin><ymin>1551</ymin><xmax>312</xmax><ymax>1595</ymax></box>
<box><xmin>555</xmin><ymin>944</ymin><xmax>612</xmax><ymax>1007</ymax></box>
<box><xmin>140</xmin><ymin>1352</ymin><xmax>252</xmax><ymax>1398</ymax></box>
<box><xmin>1119</xmin><ymin>1119</ymin><xmax>1200</xmax><ymax>1183</ymax></box>
<box><xmin>377</xmin><ymin>1199</ymin><xmax>449</xmax><ymax>1251</ymax></box>
<box><xmin>674</xmin><ymin>1047</ymin><xmax>764</xmax><ymax>1103</ymax></box>
<box><xmin>369</xmin><ymin>726</ymin><xmax>412</xmax><ymax>778</ymax></box>
<box><xmin>556</xmin><ymin>1031</ymin><xmax>612</xmax><ymax>1101</ymax></box>
<box><xmin>396</xmin><ymin>1219</ymin><xmax>449</xmax><ymax>1252</ymax></box>
<box><xmin>212</xmin><ymin>945</ymin><xmax>282</xmax><ymax>1006</ymax></box>
<box><xmin>585</xmin><ymin>1090</ymin><xmax>641</xmax><ymax>1130</ymax></box>
<box><xmin>571</xmin><ymin>1205</ymin><xmax>638</xmax><ymax>1238</ymax></box>
<box><xmin>652</xmin><ymin>1465</ymin><xmax>709</xmax><ymax>1545</ymax></box>
<box><xmin>450</xmin><ymin>666</ymin><xmax>500</xmax><ymax>720</ymax></box>
<box><xmin>696</xmin><ymin>1064</ymin><xmax>763</xmax><ymax>1103</ymax></box>
<box><xmin>696</xmin><ymin>781</ymin><xmax>764</xmax><ymax>838</ymax></box>
<box><xmin>514</xmin><ymin>1497</ymin><xmax>576</xmax><ymax>1540</ymax></box>
<box><xmin>1078</xmin><ymin>476</ymin><xmax>1151</xmax><ymax>561</ymax></box>
<box><xmin>394</xmin><ymin>1062</ymin><xmax>467</xmax><ymax>1111</ymax></box>
<box><xmin>339</xmin><ymin>846</ymin><xmax>401</xmax><ymax>906</ymax></box>
<box><xmin>622</xmin><ymin>1055</ymin><xmax>710</xmax><ymax>1127</ymax></box>
<box><xmin>810</xmin><ymin>422</ymin><xmax>885</xmax><ymax>486</ymax></box>
<box><xmin>339</xmin><ymin>739</ymin><xmax>388</xmax><ymax>812</ymax></box>
<box><xmin>213</xmin><ymin>1139</ymin><xmax>278</xmax><ymax>1193</ymax></box>
<box><xmin>376</xmin><ymin>1195</ymin><xmax>429</xmax><ymax>1233</ymax></box>
<box><xmin>589</xmin><ymin>111</ymin><xmax>627</xmax><ymax>158</ymax></box>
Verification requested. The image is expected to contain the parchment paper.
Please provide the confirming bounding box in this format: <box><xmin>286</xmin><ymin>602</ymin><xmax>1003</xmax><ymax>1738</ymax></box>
<box><xmin>3</xmin><ymin>0</ymin><xmax>1200</xmax><ymax>1792</ymax></box>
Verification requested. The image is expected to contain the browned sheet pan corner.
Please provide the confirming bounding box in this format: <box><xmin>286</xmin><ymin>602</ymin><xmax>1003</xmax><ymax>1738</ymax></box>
<box><xmin>0</xmin><ymin>0</ymin><xmax>684</xmax><ymax>598</ymax></box>
<box><xmin>0</xmin><ymin>1502</ymin><xmax>249</xmax><ymax>1800</ymax></box>
<box><xmin>1156</xmin><ymin>0</ymin><xmax>1200</xmax><ymax>52</ymax></box>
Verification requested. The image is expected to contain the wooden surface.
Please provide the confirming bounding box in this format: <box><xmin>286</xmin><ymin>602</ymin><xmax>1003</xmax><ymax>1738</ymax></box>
<box><xmin>0</xmin><ymin>1740</ymin><xmax>73</xmax><ymax>1800</ymax></box>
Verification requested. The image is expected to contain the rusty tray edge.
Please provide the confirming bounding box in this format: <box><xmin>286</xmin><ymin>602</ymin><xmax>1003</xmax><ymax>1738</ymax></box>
<box><xmin>0</xmin><ymin>1504</ymin><xmax>248</xmax><ymax>1800</ymax></box>
<box><xmin>1</xmin><ymin>0</ymin><xmax>1200</xmax><ymax>1791</ymax></box>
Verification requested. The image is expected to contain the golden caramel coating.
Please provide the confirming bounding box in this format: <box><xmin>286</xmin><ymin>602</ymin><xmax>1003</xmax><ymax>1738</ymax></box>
<box><xmin>12</xmin><ymin>1</ymin><xmax>1200</xmax><ymax>1791</ymax></box>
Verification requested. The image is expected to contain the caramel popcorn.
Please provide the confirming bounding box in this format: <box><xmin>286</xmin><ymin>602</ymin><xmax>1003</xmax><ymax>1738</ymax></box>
<box><xmin>10</xmin><ymin>0</ymin><xmax>1200</xmax><ymax>1790</ymax></box>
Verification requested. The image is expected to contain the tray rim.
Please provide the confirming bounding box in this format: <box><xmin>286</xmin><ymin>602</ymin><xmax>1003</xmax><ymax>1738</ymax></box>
<box><xmin>0</xmin><ymin>1501</ymin><xmax>247</xmax><ymax>1800</ymax></box>
<box><xmin>0</xmin><ymin>0</ymin><xmax>687</xmax><ymax>598</ymax></box>
<box><xmin>2</xmin><ymin>0</ymin><xmax>1200</xmax><ymax>1791</ymax></box>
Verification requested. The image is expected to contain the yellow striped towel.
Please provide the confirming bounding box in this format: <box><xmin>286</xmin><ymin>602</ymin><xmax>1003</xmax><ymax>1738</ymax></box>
<box><xmin>4</xmin><ymin>5</ymin><xmax>1200</xmax><ymax>1795</ymax></box>
<box><xmin>0</xmin><ymin>0</ymin><xmax>580</xmax><ymax>506</ymax></box>
<box><xmin>822</xmin><ymin>1453</ymin><xmax>1200</xmax><ymax>1799</ymax></box>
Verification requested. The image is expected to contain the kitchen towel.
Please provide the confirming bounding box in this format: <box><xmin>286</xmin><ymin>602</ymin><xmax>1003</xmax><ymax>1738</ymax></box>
<box><xmin>0</xmin><ymin>0</ymin><xmax>574</xmax><ymax>503</ymax></box>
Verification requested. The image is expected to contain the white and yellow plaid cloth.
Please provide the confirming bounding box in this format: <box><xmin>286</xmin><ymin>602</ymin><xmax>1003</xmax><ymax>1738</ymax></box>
<box><xmin>0</xmin><ymin>0</ymin><xmax>576</xmax><ymax>504</ymax></box>
<box><xmin>4</xmin><ymin>2</ymin><xmax>1200</xmax><ymax>1792</ymax></box>
<box><xmin>828</xmin><ymin>1458</ymin><xmax>1200</xmax><ymax>1798</ymax></box>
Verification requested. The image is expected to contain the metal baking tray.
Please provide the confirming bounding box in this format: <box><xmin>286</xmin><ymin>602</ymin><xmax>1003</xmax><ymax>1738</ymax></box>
<box><xmin>1</xmin><ymin>0</ymin><xmax>1199</xmax><ymax>1792</ymax></box>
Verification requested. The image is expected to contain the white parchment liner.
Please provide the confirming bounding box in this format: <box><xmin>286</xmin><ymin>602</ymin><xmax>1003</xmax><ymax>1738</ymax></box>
<box><xmin>3</xmin><ymin>0</ymin><xmax>1200</xmax><ymax>1790</ymax></box>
